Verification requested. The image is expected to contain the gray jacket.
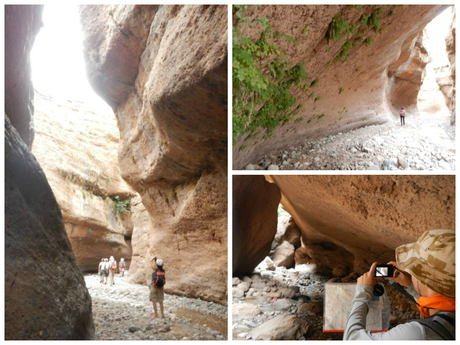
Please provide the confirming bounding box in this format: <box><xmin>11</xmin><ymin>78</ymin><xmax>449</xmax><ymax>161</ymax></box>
<box><xmin>344</xmin><ymin>284</ymin><xmax>450</xmax><ymax>340</ymax></box>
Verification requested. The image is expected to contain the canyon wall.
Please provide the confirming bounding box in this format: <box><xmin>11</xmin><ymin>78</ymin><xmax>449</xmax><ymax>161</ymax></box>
<box><xmin>267</xmin><ymin>175</ymin><xmax>455</xmax><ymax>275</ymax></box>
<box><xmin>5</xmin><ymin>5</ymin><xmax>94</xmax><ymax>339</ymax></box>
<box><xmin>32</xmin><ymin>92</ymin><xmax>145</xmax><ymax>272</ymax></box>
<box><xmin>445</xmin><ymin>9</ymin><xmax>456</xmax><ymax>125</ymax></box>
<box><xmin>79</xmin><ymin>5</ymin><xmax>228</xmax><ymax>303</ymax></box>
<box><xmin>233</xmin><ymin>176</ymin><xmax>281</xmax><ymax>276</ymax></box>
<box><xmin>233</xmin><ymin>5</ymin><xmax>451</xmax><ymax>168</ymax></box>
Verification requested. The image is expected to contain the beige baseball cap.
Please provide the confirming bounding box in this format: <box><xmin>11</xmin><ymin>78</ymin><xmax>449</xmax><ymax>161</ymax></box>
<box><xmin>396</xmin><ymin>229</ymin><xmax>455</xmax><ymax>299</ymax></box>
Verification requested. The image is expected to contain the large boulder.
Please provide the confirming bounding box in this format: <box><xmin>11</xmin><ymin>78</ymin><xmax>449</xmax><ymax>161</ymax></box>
<box><xmin>272</xmin><ymin>241</ymin><xmax>296</xmax><ymax>268</ymax></box>
<box><xmin>248</xmin><ymin>315</ymin><xmax>309</xmax><ymax>340</ymax></box>
<box><xmin>232</xmin><ymin>5</ymin><xmax>451</xmax><ymax>168</ymax></box>
<box><xmin>32</xmin><ymin>92</ymin><xmax>139</xmax><ymax>271</ymax></box>
<box><xmin>79</xmin><ymin>5</ymin><xmax>228</xmax><ymax>303</ymax></box>
<box><xmin>4</xmin><ymin>5</ymin><xmax>94</xmax><ymax>339</ymax></box>
<box><xmin>233</xmin><ymin>176</ymin><xmax>281</xmax><ymax>276</ymax></box>
<box><xmin>272</xmin><ymin>212</ymin><xmax>302</xmax><ymax>250</ymax></box>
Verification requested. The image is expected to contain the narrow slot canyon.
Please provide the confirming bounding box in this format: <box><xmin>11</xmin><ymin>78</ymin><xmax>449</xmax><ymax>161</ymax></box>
<box><xmin>232</xmin><ymin>175</ymin><xmax>454</xmax><ymax>340</ymax></box>
<box><xmin>233</xmin><ymin>5</ymin><xmax>456</xmax><ymax>171</ymax></box>
<box><xmin>5</xmin><ymin>5</ymin><xmax>227</xmax><ymax>340</ymax></box>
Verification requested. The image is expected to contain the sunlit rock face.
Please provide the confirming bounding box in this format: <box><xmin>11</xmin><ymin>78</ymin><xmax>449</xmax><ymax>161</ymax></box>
<box><xmin>5</xmin><ymin>5</ymin><xmax>94</xmax><ymax>339</ymax></box>
<box><xmin>32</xmin><ymin>92</ymin><xmax>145</xmax><ymax>272</ymax></box>
<box><xmin>233</xmin><ymin>176</ymin><xmax>281</xmax><ymax>276</ymax></box>
<box><xmin>268</xmin><ymin>175</ymin><xmax>455</xmax><ymax>274</ymax></box>
<box><xmin>80</xmin><ymin>5</ymin><xmax>228</xmax><ymax>303</ymax></box>
<box><xmin>5</xmin><ymin>5</ymin><xmax>43</xmax><ymax>147</ymax></box>
<box><xmin>232</xmin><ymin>5</ymin><xmax>450</xmax><ymax>169</ymax></box>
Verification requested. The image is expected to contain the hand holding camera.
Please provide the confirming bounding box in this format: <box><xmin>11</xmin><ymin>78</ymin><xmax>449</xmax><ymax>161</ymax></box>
<box><xmin>386</xmin><ymin>261</ymin><xmax>412</xmax><ymax>287</ymax></box>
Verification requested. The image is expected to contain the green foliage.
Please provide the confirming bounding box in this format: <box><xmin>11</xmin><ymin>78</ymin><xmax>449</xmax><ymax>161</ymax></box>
<box><xmin>338</xmin><ymin>87</ymin><xmax>344</xmax><ymax>94</ymax></box>
<box><xmin>239</xmin><ymin>145</ymin><xmax>247</xmax><ymax>151</ymax></box>
<box><xmin>368</xmin><ymin>8</ymin><xmax>382</xmax><ymax>31</ymax></box>
<box><xmin>314</xmin><ymin>96</ymin><xmax>321</xmax><ymax>102</ymax></box>
<box><xmin>317</xmin><ymin>114</ymin><xmax>325</xmax><ymax>119</ymax></box>
<box><xmin>358</xmin><ymin>14</ymin><xmax>368</xmax><ymax>27</ymax></box>
<box><xmin>326</xmin><ymin>13</ymin><xmax>353</xmax><ymax>42</ymax></box>
<box><xmin>233</xmin><ymin>8</ymin><xmax>309</xmax><ymax>145</ymax></box>
<box><xmin>310</xmin><ymin>78</ymin><xmax>320</xmax><ymax>88</ymax></box>
<box><xmin>335</xmin><ymin>39</ymin><xmax>354</xmax><ymax>61</ymax></box>
<box><xmin>308</xmin><ymin>92</ymin><xmax>315</xmax><ymax>99</ymax></box>
<box><xmin>295</xmin><ymin>117</ymin><xmax>304</xmax><ymax>122</ymax></box>
<box><xmin>110</xmin><ymin>195</ymin><xmax>130</xmax><ymax>214</ymax></box>
<box><xmin>302</xmin><ymin>25</ymin><xmax>310</xmax><ymax>35</ymax></box>
<box><xmin>364</xmin><ymin>37</ymin><xmax>373</xmax><ymax>46</ymax></box>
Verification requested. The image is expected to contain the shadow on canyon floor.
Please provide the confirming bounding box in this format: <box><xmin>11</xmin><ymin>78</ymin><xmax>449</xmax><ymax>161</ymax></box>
<box><xmin>85</xmin><ymin>274</ymin><xmax>227</xmax><ymax>340</ymax></box>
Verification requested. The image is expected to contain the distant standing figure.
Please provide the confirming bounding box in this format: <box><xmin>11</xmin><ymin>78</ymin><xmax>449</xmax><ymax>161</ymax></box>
<box><xmin>98</xmin><ymin>258</ymin><xmax>104</xmax><ymax>283</ymax></box>
<box><xmin>108</xmin><ymin>256</ymin><xmax>117</xmax><ymax>286</ymax></box>
<box><xmin>119</xmin><ymin>258</ymin><xmax>126</xmax><ymax>277</ymax></box>
<box><xmin>400</xmin><ymin>107</ymin><xmax>406</xmax><ymax>125</ymax></box>
<box><xmin>102</xmin><ymin>258</ymin><xmax>109</xmax><ymax>284</ymax></box>
<box><xmin>150</xmin><ymin>259</ymin><xmax>166</xmax><ymax>319</ymax></box>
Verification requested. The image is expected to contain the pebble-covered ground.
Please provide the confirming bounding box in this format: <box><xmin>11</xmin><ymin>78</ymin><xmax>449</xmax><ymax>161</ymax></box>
<box><xmin>232</xmin><ymin>264</ymin><xmax>419</xmax><ymax>340</ymax></box>
<box><xmin>244</xmin><ymin>112</ymin><xmax>455</xmax><ymax>170</ymax></box>
<box><xmin>85</xmin><ymin>273</ymin><xmax>227</xmax><ymax>340</ymax></box>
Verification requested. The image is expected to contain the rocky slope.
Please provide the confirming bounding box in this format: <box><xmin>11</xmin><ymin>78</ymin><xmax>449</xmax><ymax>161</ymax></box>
<box><xmin>79</xmin><ymin>5</ymin><xmax>228</xmax><ymax>304</ymax></box>
<box><xmin>5</xmin><ymin>5</ymin><xmax>94</xmax><ymax>339</ymax></box>
<box><xmin>32</xmin><ymin>92</ymin><xmax>145</xmax><ymax>272</ymax></box>
<box><xmin>233</xmin><ymin>5</ymin><xmax>452</xmax><ymax>169</ymax></box>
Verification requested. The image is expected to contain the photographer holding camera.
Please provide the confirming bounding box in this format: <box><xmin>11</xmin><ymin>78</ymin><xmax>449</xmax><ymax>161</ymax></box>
<box><xmin>344</xmin><ymin>229</ymin><xmax>455</xmax><ymax>340</ymax></box>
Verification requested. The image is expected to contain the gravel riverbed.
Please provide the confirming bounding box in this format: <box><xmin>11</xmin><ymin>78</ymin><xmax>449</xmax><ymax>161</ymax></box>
<box><xmin>85</xmin><ymin>273</ymin><xmax>227</xmax><ymax>340</ymax></box>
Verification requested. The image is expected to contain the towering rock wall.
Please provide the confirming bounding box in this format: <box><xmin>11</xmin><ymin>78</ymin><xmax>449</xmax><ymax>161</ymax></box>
<box><xmin>32</xmin><ymin>92</ymin><xmax>145</xmax><ymax>272</ymax></box>
<box><xmin>268</xmin><ymin>175</ymin><xmax>455</xmax><ymax>274</ymax></box>
<box><xmin>233</xmin><ymin>5</ymin><xmax>450</xmax><ymax>168</ymax></box>
<box><xmin>79</xmin><ymin>5</ymin><xmax>228</xmax><ymax>303</ymax></box>
<box><xmin>5</xmin><ymin>5</ymin><xmax>94</xmax><ymax>339</ymax></box>
<box><xmin>233</xmin><ymin>176</ymin><xmax>281</xmax><ymax>276</ymax></box>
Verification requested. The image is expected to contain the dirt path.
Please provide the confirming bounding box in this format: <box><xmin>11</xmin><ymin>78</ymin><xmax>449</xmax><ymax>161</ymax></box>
<box><xmin>245</xmin><ymin>112</ymin><xmax>455</xmax><ymax>170</ymax></box>
<box><xmin>85</xmin><ymin>273</ymin><xmax>227</xmax><ymax>340</ymax></box>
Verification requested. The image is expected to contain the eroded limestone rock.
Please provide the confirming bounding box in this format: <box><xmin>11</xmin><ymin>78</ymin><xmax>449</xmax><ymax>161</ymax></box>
<box><xmin>32</xmin><ymin>92</ymin><xmax>140</xmax><ymax>271</ymax></box>
<box><xmin>5</xmin><ymin>5</ymin><xmax>94</xmax><ymax>339</ymax></box>
<box><xmin>80</xmin><ymin>5</ymin><xmax>228</xmax><ymax>303</ymax></box>
<box><xmin>233</xmin><ymin>5</ymin><xmax>451</xmax><ymax>168</ymax></box>
<box><xmin>233</xmin><ymin>176</ymin><xmax>281</xmax><ymax>277</ymax></box>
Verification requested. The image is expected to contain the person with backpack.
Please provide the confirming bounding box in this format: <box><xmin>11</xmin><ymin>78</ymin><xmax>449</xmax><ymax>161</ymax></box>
<box><xmin>119</xmin><ymin>258</ymin><xmax>126</xmax><ymax>277</ymax></box>
<box><xmin>344</xmin><ymin>229</ymin><xmax>455</xmax><ymax>340</ymax></box>
<box><xmin>108</xmin><ymin>256</ymin><xmax>117</xmax><ymax>286</ymax></box>
<box><xmin>101</xmin><ymin>258</ymin><xmax>109</xmax><ymax>284</ymax></box>
<box><xmin>150</xmin><ymin>258</ymin><xmax>166</xmax><ymax>319</ymax></box>
<box><xmin>400</xmin><ymin>107</ymin><xmax>406</xmax><ymax>125</ymax></box>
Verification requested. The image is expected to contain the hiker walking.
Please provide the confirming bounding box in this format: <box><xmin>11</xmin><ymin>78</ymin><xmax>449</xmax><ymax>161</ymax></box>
<box><xmin>98</xmin><ymin>258</ymin><xmax>105</xmax><ymax>283</ymax></box>
<box><xmin>344</xmin><ymin>229</ymin><xmax>455</xmax><ymax>340</ymax></box>
<box><xmin>150</xmin><ymin>258</ymin><xmax>166</xmax><ymax>319</ymax></box>
<box><xmin>399</xmin><ymin>107</ymin><xmax>406</xmax><ymax>125</ymax></box>
<box><xmin>119</xmin><ymin>258</ymin><xmax>126</xmax><ymax>277</ymax></box>
<box><xmin>102</xmin><ymin>258</ymin><xmax>109</xmax><ymax>284</ymax></box>
<box><xmin>108</xmin><ymin>256</ymin><xmax>117</xmax><ymax>286</ymax></box>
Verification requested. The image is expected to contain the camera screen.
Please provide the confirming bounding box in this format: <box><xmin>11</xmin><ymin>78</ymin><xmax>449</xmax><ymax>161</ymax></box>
<box><xmin>375</xmin><ymin>267</ymin><xmax>388</xmax><ymax>276</ymax></box>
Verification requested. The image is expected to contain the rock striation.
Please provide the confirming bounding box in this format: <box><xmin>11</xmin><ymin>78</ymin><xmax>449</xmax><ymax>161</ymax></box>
<box><xmin>233</xmin><ymin>5</ymin><xmax>452</xmax><ymax>168</ymax></box>
<box><xmin>32</xmin><ymin>92</ymin><xmax>143</xmax><ymax>272</ymax></box>
<box><xmin>5</xmin><ymin>6</ymin><xmax>94</xmax><ymax>339</ymax></box>
<box><xmin>79</xmin><ymin>5</ymin><xmax>228</xmax><ymax>303</ymax></box>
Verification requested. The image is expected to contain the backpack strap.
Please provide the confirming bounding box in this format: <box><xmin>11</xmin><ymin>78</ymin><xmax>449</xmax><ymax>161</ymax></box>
<box><xmin>411</xmin><ymin>312</ymin><xmax>455</xmax><ymax>340</ymax></box>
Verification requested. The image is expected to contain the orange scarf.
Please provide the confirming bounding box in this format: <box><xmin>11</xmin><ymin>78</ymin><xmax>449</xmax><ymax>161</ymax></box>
<box><xmin>417</xmin><ymin>294</ymin><xmax>455</xmax><ymax>317</ymax></box>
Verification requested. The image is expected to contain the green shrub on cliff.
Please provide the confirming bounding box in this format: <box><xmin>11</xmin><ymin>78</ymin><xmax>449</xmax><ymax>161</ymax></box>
<box><xmin>233</xmin><ymin>6</ymin><xmax>309</xmax><ymax>146</ymax></box>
